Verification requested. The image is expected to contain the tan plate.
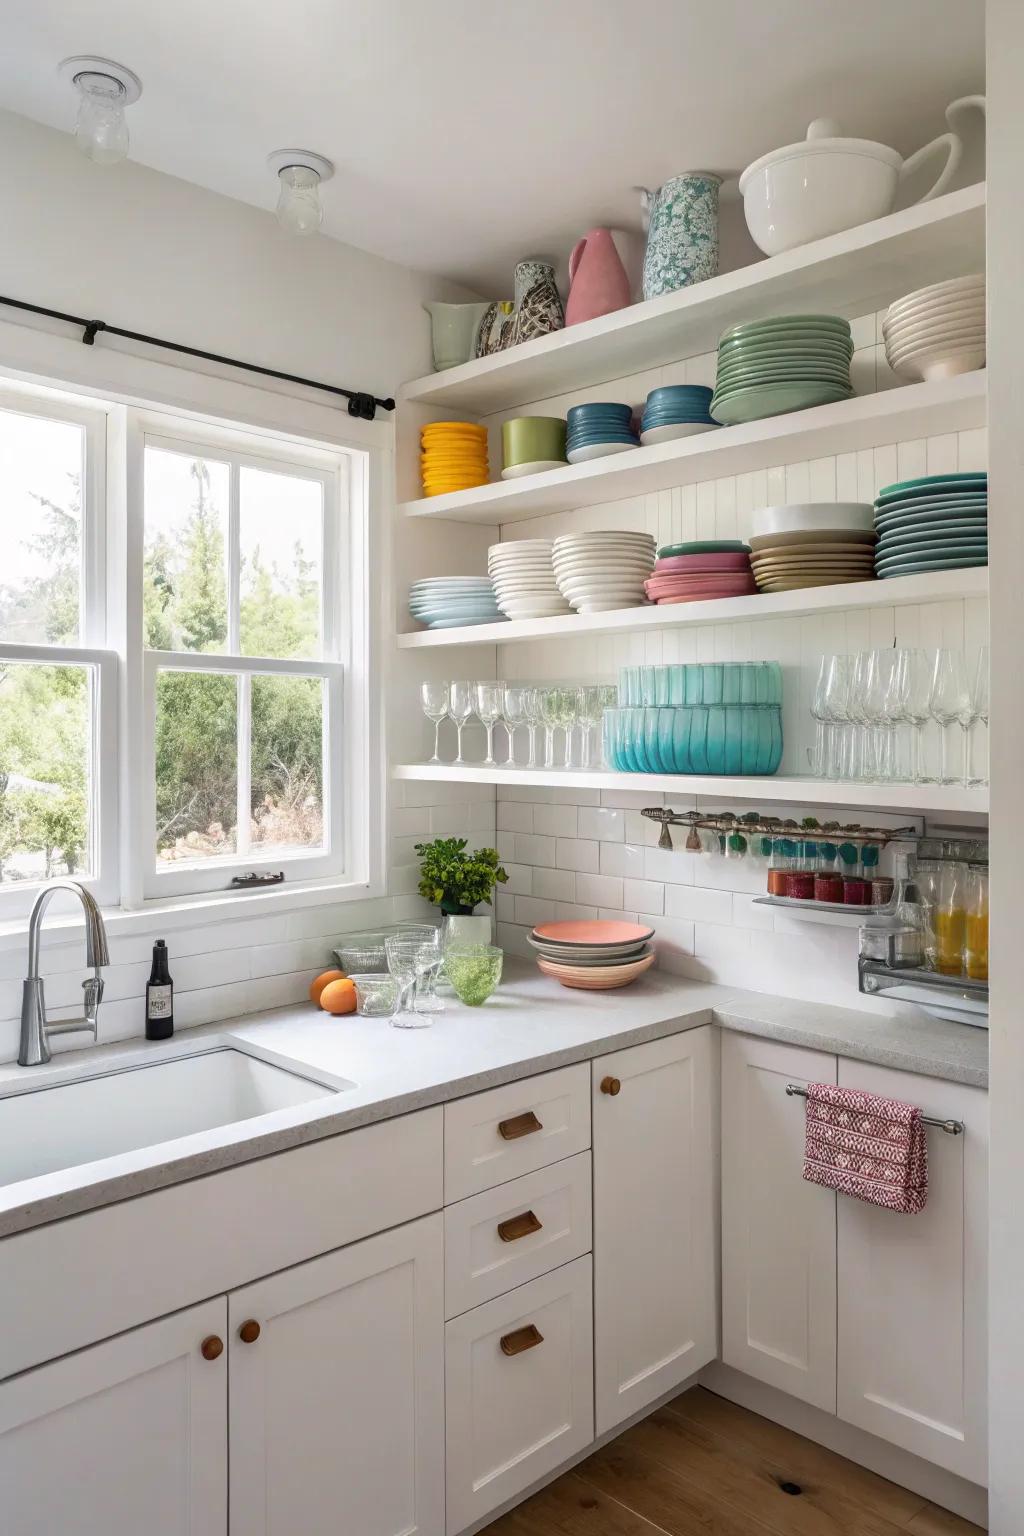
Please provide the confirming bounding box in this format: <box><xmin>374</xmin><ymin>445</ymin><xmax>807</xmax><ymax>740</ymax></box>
<box><xmin>747</xmin><ymin>527</ymin><xmax>876</xmax><ymax>550</ymax></box>
<box><xmin>758</xmin><ymin>575</ymin><xmax>874</xmax><ymax>590</ymax></box>
<box><xmin>536</xmin><ymin>952</ymin><xmax>655</xmax><ymax>990</ymax></box>
<box><xmin>748</xmin><ymin>540</ymin><xmax>877</xmax><ymax>557</ymax></box>
<box><xmin>751</xmin><ymin>558</ymin><xmax>875</xmax><ymax>573</ymax></box>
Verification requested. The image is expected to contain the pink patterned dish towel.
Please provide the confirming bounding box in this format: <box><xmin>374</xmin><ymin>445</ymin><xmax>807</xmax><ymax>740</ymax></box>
<box><xmin>802</xmin><ymin>1082</ymin><xmax>928</xmax><ymax>1214</ymax></box>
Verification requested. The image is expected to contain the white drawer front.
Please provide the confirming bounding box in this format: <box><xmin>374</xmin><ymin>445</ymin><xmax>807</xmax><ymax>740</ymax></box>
<box><xmin>444</xmin><ymin>1064</ymin><xmax>590</xmax><ymax>1202</ymax></box>
<box><xmin>445</xmin><ymin>1152</ymin><xmax>592</xmax><ymax>1318</ymax></box>
<box><xmin>445</xmin><ymin>1255</ymin><xmax>593</xmax><ymax>1534</ymax></box>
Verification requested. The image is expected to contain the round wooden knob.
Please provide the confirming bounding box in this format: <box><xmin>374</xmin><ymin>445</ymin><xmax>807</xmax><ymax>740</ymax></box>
<box><xmin>238</xmin><ymin>1319</ymin><xmax>261</xmax><ymax>1345</ymax></box>
<box><xmin>600</xmin><ymin>1076</ymin><xmax>621</xmax><ymax>1096</ymax></box>
<box><xmin>200</xmin><ymin>1335</ymin><xmax>223</xmax><ymax>1361</ymax></box>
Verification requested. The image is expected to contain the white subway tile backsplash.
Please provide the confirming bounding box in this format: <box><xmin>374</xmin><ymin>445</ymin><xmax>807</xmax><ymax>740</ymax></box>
<box><xmin>514</xmin><ymin>896</ymin><xmax>556</xmax><ymax>928</ymax></box>
<box><xmin>497</xmin><ymin>800</ymin><xmax>534</xmax><ymax>833</ymax></box>
<box><xmin>575</xmin><ymin>872</ymin><xmax>624</xmax><ymax>908</ymax></box>
<box><xmin>664</xmin><ymin>884</ymin><xmax>734</xmax><ymax>925</ymax></box>
<box><xmin>643</xmin><ymin>846</ymin><xmax>697</xmax><ymax>886</ymax></box>
<box><xmin>531</xmin><ymin>867</ymin><xmax>577</xmax><ymax>903</ymax></box>
<box><xmin>502</xmin><ymin>862</ymin><xmax>534</xmax><ymax>895</ymax></box>
<box><xmin>533</xmin><ymin>802</ymin><xmax>576</xmax><ymax>838</ymax></box>
<box><xmin>622</xmin><ymin>879</ymin><xmax>664</xmax><ymax>916</ymax></box>
<box><xmin>555</xmin><ymin>837</ymin><xmax>599</xmax><ymax>873</ymax></box>
<box><xmin>577</xmin><ymin>807</ymin><xmax>626</xmax><ymax>842</ymax></box>
<box><xmin>599</xmin><ymin>842</ymin><xmax>646</xmax><ymax>879</ymax></box>
<box><xmin>513</xmin><ymin>832</ymin><xmax>557</xmax><ymax>867</ymax></box>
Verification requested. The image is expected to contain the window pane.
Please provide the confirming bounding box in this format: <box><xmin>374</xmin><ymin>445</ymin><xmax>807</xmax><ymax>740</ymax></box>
<box><xmin>250</xmin><ymin>675</ymin><xmax>324</xmax><ymax>855</ymax></box>
<box><xmin>239</xmin><ymin>466</ymin><xmax>322</xmax><ymax>659</ymax></box>
<box><xmin>0</xmin><ymin>409</ymin><xmax>83</xmax><ymax>645</ymax></box>
<box><xmin>144</xmin><ymin>447</ymin><xmax>230</xmax><ymax>653</ymax></box>
<box><xmin>0</xmin><ymin>661</ymin><xmax>91</xmax><ymax>885</ymax></box>
<box><xmin>155</xmin><ymin>671</ymin><xmax>237</xmax><ymax>864</ymax></box>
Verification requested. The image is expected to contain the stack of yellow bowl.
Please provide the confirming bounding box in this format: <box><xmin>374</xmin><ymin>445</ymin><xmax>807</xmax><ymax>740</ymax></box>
<box><xmin>421</xmin><ymin>421</ymin><xmax>489</xmax><ymax>496</ymax></box>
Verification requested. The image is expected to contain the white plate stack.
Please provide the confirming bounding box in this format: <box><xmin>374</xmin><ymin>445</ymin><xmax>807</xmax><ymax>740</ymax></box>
<box><xmin>882</xmin><ymin>274</ymin><xmax>986</xmax><ymax>383</ymax></box>
<box><xmin>552</xmin><ymin>530</ymin><xmax>657</xmax><ymax>614</ymax></box>
<box><xmin>487</xmin><ymin>540</ymin><xmax>573</xmax><ymax>619</ymax></box>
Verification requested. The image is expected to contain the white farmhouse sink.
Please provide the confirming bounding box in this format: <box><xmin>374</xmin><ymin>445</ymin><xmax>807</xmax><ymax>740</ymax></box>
<box><xmin>0</xmin><ymin>1047</ymin><xmax>346</xmax><ymax>1186</ymax></box>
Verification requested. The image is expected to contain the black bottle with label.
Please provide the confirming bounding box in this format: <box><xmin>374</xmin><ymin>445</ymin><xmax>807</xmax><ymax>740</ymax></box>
<box><xmin>146</xmin><ymin>939</ymin><xmax>174</xmax><ymax>1041</ymax></box>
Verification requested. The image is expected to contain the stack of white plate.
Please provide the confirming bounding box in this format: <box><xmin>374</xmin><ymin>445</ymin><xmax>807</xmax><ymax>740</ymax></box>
<box><xmin>527</xmin><ymin>919</ymin><xmax>656</xmax><ymax>991</ymax></box>
<box><xmin>487</xmin><ymin>540</ymin><xmax>573</xmax><ymax>619</ymax></box>
<box><xmin>882</xmin><ymin>274</ymin><xmax>985</xmax><ymax>382</ymax></box>
<box><xmin>747</xmin><ymin>502</ymin><xmax>876</xmax><ymax>591</ymax></box>
<box><xmin>552</xmin><ymin>530</ymin><xmax>656</xmax><ymax>614</ymax></box>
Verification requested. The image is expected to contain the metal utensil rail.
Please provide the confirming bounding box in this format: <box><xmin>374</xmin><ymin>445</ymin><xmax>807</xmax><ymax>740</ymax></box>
<box><xmin>784</xmin><ymin>1082</ymin><xmax>964</xmax><ymax>1135</ymax></box>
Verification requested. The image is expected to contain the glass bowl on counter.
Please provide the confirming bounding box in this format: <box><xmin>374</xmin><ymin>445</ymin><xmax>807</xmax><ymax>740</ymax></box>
<box><xmin>445</xmin><ymin>944</ymin><xmax>503</xmax><ymax>1006</ymax></box>
<box><xmin>349</xmin><ymin>973</ymin><xmax>400</xmax><ymax>1018</ymax></box>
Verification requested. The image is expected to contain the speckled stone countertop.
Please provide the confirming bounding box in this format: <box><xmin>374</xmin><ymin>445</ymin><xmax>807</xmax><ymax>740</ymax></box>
<box><xmin>0</xmin><ymin>961</ymin><xmax>987</xmax><ymax>1237</ymax></box>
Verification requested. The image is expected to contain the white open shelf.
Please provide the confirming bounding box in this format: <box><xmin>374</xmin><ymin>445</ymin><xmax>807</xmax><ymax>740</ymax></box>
<box><xmin>399</xmin><ymin>373</ymin><xmax>986</xmax><ymax>525</ymax></box>
<box><xmin>399</xmin><ymin>185</ymin><xmax>985</xmax><ymax>414</ymax></box>
<box><xmin>396</xmin><ymin>566</ymin><xmax>988</xmax><ymax>649</ymax></box>
<box><xmin>392</xmin><ymin>763</ymin><xmax>988</xmax><ymax>817</ymax></box>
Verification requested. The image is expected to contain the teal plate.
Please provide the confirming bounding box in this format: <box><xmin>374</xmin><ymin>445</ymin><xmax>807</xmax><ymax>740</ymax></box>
<box><xmin>874</xmin><ymin>490</ymin><xmax>987</xmax><ymax>514</ymax></box>
<box><xmin>658</xmin><ymin>540</ymin><xmax>750</xmax><ymax>556</ymax></box>
<box><xmin>876</xmin><ymin>473</ymin><xmax>987</xmax><ymax>504</ymax></box>
<box><xmin>875</xmin><ymin>496</ymin><xmax>987</xmax><ymax>522</ymax></box>
<box><xmin>875</xmin><ymin>515</ymin><xmax>988</xmax><ymax>536</ymax></box>
<box><xmin>877</xmin><ymin>539</ymin><xmax>988</xmax><ymax>559</ymax></box>
<box><xmin>876</xmin><ymin>531</ymin><xmax>988</xmax><ymax>553</ymax></box>
<box><xmin>716</xmin><ymin>364</ymin><xmax>852</xmax><ymax>388</ymax></box>
<box><xmin>875</xmin><ymin>552</ymin><xmax>989</xmax><ymax>575</ymax></box>
<box><xmin>711</xmin><ymin>383</ymin><xmax>851</xmax><ymax>424</ymax></box>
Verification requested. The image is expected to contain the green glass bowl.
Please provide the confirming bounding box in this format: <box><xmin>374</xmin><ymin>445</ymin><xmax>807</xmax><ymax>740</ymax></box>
<box><xmin>445</xmin><ymin>944</ymin><xmax>504</xmax><ymax>1005</ymax></box>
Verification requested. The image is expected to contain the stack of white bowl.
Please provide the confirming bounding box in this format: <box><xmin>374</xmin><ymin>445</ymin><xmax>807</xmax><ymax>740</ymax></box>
<box><xmin>552</xmin><ymin>530</ymin><xmax>656</xmax><ymax>614</ymax></box>
<box><xmin>487</xmin><ymin>540</ymin><xmax>572</xmax><ymax>619</ymax></box>
<box><xmin>882</xmin><ymin>274</ymin><xmax>985</xmax><ymax>382</ymax></box>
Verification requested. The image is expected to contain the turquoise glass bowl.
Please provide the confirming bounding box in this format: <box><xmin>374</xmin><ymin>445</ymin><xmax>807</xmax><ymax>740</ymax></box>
<box><xmin>604</xmin><ymin>704</ymin><xmax>783</xmax><ymax>775</ymax></box>
<box><xmin>619</xmin><ymin>661</ymin><xmax>782</xmax><ymax>708</ymax></box>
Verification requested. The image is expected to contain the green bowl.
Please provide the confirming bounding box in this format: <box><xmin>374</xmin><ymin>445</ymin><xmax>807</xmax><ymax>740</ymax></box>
<box><xmin>502</xmin><ymin>416</ymin><xmax>567</xmax><ymax>468</ymax></box>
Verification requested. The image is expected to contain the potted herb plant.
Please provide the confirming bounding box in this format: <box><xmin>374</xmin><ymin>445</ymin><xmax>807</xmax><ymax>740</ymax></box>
<box><xmin>414</xmin><ymin>837</ymin><xmax>508</xmax><ymax>945</ymax></box>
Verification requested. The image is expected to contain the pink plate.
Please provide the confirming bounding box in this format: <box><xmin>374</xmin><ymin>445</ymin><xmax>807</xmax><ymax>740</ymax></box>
<box><xmin>646</xmin><ymin>572</ymin><xmax>753</xmax><ymax>590</ymax></box>
<box><xmin>655</xmin><ymin>588</ymin><xmax>758</xmax><ymax>604</ymax></box>
<box><xmin>532</xmin><ymin>918</ymin><xmax>654</xmax><ymax>946</ymax></box>
<box><xmin>537</xmin><ymin>953</ymin><xmax>655</xmax><ymax>989</ymax></box>
<box><xmin>645</xmin><ymin>580</ymin><xmax>757</xmax><ymax>598</ymax></box>
<box><xmin>654</xmin><ymin>552</ymin><xmax>751</xmax><ymax>573</ymax></box>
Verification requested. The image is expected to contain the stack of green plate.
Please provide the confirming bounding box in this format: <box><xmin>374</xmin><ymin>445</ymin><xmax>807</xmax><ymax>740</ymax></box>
<box><xmin>873</xmin><ymin>472</ymin><xmax>988</xmax><ymax>579</ymax></box>
<box><xmin>710</xmin><ymin>315</ymin><xmax>854</xmax><ymax>427</ymax></box>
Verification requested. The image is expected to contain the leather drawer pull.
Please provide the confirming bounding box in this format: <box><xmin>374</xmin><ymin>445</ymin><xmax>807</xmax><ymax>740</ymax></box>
<box><xmin>497</xmin><ymin>1110</ymin><xmax>543</xmax><ymax>1141</ymax></box>
<box><xmin>497</xmin><ymin>1209</ymin><xmax>543</xmax><ymax>1243</ymax></box>
<box><xmin>500</xmin><ymin>1323</ymin><xmax>544</xmax><ymax>1357</ymax></box>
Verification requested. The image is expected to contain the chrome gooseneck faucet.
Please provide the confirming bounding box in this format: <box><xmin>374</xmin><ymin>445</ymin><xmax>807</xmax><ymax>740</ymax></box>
<box><xmin>18</xmin><ymin>880</ymin><xmax>110</xmax><ymax>1067</ymax></box>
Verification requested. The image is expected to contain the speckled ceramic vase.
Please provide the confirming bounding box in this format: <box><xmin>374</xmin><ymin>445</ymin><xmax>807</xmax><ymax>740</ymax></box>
<box><xmin>641</xmin><ymin>172</ymin><xmax>722</xmax><ymax>300</ymax></box>
<box><xmin>506</xmin><ymin>258</ymin><xmax>565</xmax><ymax>346</ymax></box>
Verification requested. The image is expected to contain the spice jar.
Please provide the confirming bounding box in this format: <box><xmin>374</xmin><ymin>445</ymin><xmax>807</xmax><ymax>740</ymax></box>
<box><xmin>785</xmin><ymin>839</ymin><xmax>816</xmax><ymax>900</ymax></box>
<box><xmin>871</xmin><ymin>877</ymin><xmax>895</xmax><ymax>907</ymax></box>
<box><xmin>814</xmin><ymin>842</ymin><xmax>843</xmax><ymax>904</ymax></box>
<box><xmin>839</xmin><ymin>842</ymin><xmax>870</xmax><ymax>905</ymax></box>
<box><xmin>766</xmin><ymin>839</ymin><xmax>790</xmax><ymax>896</ymax></box>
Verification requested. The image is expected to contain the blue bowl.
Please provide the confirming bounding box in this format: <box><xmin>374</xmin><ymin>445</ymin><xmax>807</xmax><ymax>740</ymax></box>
<box><xmin>641</xmin><ymin>412</ymin><xmax>713</xmax><ymax>427</ymax></box>
<box><xmin>567</xmin><ymin>432</ymin><xmax>639</xmax><ymax>447</ymax></box>
<box><xmin>644</xmin><ymin>385</ymin><xmax>713</xmax><ymax>405</ymax></box>
<box><xmin>603</xmin><ymin>704</ymin><xmax>783</xmax><ymax>775</ymax></box>
<box><xmin>568</xmin><ymin>401</ymin><xmax>632</xmax><ymax>422</ymax></box>
<box><xmin>619</xmin><ymin>661</ymin><xmax>783</xmax><ymax>707</ymax></box>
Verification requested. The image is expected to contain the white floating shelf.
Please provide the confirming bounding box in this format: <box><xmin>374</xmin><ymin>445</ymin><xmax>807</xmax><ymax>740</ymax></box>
<box><xmin>392</xmin><ymin>763</ymin><xmax>988</xmax><ymax>817</ymax></box>
<box><xmin>396</xmin><ymin>567</ymin><xmax>988</xmax><ymax>649</ymax></box>
<box><xmin>400</xmin><ymin>186</ymin><xmax>985</xmax><ymax>414</ymax></box>
<box><xmin>399</xmin><ymin>373</ymin><xmax>986</xmax><ymax>526</ymax></box>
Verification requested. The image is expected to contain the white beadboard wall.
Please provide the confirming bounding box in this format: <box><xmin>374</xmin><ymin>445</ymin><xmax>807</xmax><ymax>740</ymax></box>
<box><xmin>472</xmin><ymin>311</ymin><xmax>989</xmax><ymax>1011</ymax></box>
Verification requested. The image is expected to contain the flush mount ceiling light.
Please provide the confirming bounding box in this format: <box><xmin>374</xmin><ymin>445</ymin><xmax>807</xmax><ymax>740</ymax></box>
<box><xmin>59</xmin><ymin>56</ymin><xmax>142</xmax><ymax>165</ymax></box>
<box><xmin>267</xmin><ymin>149</ymin><xmax>334</xmax><ymax>237</ymax></box>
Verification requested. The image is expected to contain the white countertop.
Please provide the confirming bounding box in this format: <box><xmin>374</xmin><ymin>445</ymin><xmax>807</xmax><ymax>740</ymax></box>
<box><xmin>0</xmin><ymin>962</ymin><xmax>987</xmax><ymax>1238</ymax></box>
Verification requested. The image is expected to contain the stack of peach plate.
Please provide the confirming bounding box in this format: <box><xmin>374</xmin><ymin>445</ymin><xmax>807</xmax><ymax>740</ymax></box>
<box><xmin>527</xmin><ymin>919</ymin><xmax>655</xmax><ymax>990</ymax></box>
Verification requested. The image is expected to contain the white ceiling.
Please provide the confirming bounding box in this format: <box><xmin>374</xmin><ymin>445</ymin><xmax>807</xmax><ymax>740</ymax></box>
<box><xmin>0</xmin><ymin>0</ymin><xmax>984</xmax><ymax>294</ymax></box>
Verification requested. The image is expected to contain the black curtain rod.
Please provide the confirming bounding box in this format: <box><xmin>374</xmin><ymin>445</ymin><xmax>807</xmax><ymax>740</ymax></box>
<box><xmin>0</xmin><ymin>293</ymin><xmax>395</xmax><ymax>420</ymax></box>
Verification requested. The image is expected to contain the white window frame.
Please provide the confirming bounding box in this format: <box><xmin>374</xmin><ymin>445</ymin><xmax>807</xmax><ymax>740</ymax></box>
<box><xmin>0</xmin><ymin>387</ymin><xmax>118</xmax><ymax>919</ymax></box>
<box><xmin>126</xmin><ymin>412</ymin><xmax>357</xmax><ymax>901</ymax></box>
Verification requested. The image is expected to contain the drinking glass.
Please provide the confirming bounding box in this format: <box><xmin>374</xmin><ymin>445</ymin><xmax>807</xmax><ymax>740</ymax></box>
<box><xmin>420</xmin><ymin>681</ymin><xmax>450</xmax><ymax>764</ymax></box>
<box><xmin>555</xmin><ymin>686</ymin><xmax>580</xmax><ymax>769</ymax></box>
<box><xmin>385</xmin><ymin>931</ymin><xmax>442</xmax><ymax>1028</ymax></box>
<box><xmin>846</xmin><ymin>651</ymin><xmax>875</xmax><ymax>782</ymax></box>
<box><xmin>894</xmin><ymin>648</ymin><xmax>934</xmax><ymax>784</ymax></box>
<box><xmin>809</xmin><ymin>656</ymin><xmax>830</xmax><ymax>777</ymax></box>
<box><xmin>448</xmin><ymin>680</ymin><xmax>474</xmax><ymax>766</ymax></box>
<box><xmin>474</xmin><ymin>681</ymin><xmax>504</xmax><ymax>767</ymax></box>
<box><xmin>578</xmin><ymin>684</ymin><xmax>616</xmax><ymax>769</ymax></box>
<box><xmin>502</xmin><ymin>684</ymin><xmax>533</xmax><ymax>766</ymax></box>
<box><xmin>863</xmin><ymin>649</ymin><xmax>897</xmax><ymax>782</ymax></box>
<box><xmin>929</xmin><ymin>649</ymin><xmax>971</xmax><ymax>785</ymax></box>
<box><xmin>967</xmin><ymin>645</ymin><xmax>990</xmax><ymax>786</ymax></box>
<box><xmin>538</xmin><ymin>687</ymin><xmax>562</xmax><ymax>768</ymax></box>
<box><xmin>965</xmin><ymin>866</ymin><xmax>989</xmax><ymax>980</ymax></box>
<box><xmin>821</xmin><ymin>654</ymin><xmax>851</xmax><ymax>780</ymax></box>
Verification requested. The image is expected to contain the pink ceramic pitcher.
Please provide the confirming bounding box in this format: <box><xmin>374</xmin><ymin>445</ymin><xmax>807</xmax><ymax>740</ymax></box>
<box><xmin>565</xmin><ymin>228</ymin><xmax>631</xmax><ymax>326</ymax></box>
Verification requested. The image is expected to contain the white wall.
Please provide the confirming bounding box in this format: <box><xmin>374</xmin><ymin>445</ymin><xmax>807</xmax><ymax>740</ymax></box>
<box><xmin>0</xmin><ymin>109</ymin><xmax>488</xmax><ymax>1060</ymax></box>
<box><xmin>985</xmin><ymin>2</ymin><xmax>1022</xmax><ymax>1528</ymax></box>
<box><xmin>0</xmin><ymin>109</ymin><xmax>474</xmax><ymax>398</ymax></box>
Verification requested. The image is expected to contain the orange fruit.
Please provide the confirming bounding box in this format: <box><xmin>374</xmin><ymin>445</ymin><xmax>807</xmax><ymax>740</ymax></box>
<box><xmin>309</xmin><ymin>968</ymin><xmax>346</xmax><ymax>1005</ymax></box>
<box><xmin>319</xmin><ymin>978</ymin><xmax>357</xmax><ymax>1015</ymax></box>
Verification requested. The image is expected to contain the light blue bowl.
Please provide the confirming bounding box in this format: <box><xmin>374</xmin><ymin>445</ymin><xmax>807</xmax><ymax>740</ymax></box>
<box><xmin>603</xmin><ymin>704</ymin><xmax>782</xmax><ymax>775</ymax></box>
<box><xmin>618</xmin><ymin>662</ymin><xmax>783</xmax><ymax>708</ymax></box>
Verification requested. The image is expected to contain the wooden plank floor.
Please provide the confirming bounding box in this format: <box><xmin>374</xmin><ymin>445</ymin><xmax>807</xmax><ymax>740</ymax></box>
<box><xmin>483</xmin><ymin>1387</ymin><xmax>984</xmax><ymax>1536</ymax></box>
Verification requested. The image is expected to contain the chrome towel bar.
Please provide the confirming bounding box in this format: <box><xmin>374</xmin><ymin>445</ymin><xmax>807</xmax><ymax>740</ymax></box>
<box><xmin>785</xmin><ymin>1083</ymin><xmax>963</xmax><ymax>1136</ymax></box>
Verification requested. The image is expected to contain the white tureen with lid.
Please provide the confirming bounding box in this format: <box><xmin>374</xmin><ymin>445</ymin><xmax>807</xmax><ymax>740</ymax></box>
<box><xmin>739</xmin><ymin>113</ymin><xmax>964</xmax><ymax>256</ymax></box>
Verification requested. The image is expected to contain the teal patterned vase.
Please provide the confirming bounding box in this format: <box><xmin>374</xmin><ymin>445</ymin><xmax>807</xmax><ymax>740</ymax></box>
<box><xmin>641</xmin><ymin>172</ymin><xmax>721</xmax><ymax>300</ymax></box>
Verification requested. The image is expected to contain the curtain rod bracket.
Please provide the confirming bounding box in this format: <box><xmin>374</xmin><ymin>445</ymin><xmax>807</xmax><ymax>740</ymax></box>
<box><xmin>82</xmin><ymin>320</ymin><xmax>106</xmax><ymax>347</ymax></box>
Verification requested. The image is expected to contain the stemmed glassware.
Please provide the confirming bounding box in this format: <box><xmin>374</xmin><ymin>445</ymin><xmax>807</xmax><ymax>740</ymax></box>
<box><xmin>821</xmin><ymin>654</ymin><xmax>851</xmax><ymax>780</ymax></box>
<box><xmin>894</xmin><ymin>648</ymin><xmax>933</xmax><ymax>785</ymax></box>
<box><xmin>474</xmin><ymin>682</ymin><xmax>504</xmax><ymax>767</ymax></box>
<box><xmin>809</xmin><ymin>657</ymin><xmax>830</xmax><ymax>777</ymax></box>
<box><xmin>385</xmin><ymin>931</ymin><xmax>443</xmax><ymax>1029</ymax></box>
<box><xmin>502</xmin><ymin>685</ymin><xmax>533</xmax><ymax>766</ymax></box>
<box><xmin>420</xmin><ymin>681</ymin><xmax>449</xmax><ymax>764</ymax></box>
<box><xmin>929</xmin><ymin>649</ymin><xmax>971</xmax><ymax>786</ymax></box>
<box><xmin>538</xmin><ymin>687</ymin><xmax>563</xmax><ymax>769</ymax></box>
<box><xmin>448</xmin><ymin>681</ymin><xmax>474</xmax><ymax>765</ymax></box>
<box><xmin>967</xmin><ymin>646</ymin><xmax>990</xmax><ymax>786</ymax></box>
<box><xmin>578</xmin><ymin>684</ymin><xmax>617</xmax><ymax>768</ymax></box>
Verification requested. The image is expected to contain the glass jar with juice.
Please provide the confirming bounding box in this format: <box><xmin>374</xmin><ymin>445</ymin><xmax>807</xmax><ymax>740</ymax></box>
<box><xmin>965</xmin><ymin>867</ymin><xmax>989</xmax><ymax>982</ymax></box>
<box><xmin>930</xmin><ymin>862</ymin><xmax>968</xmax><ymax>975</ymax></box>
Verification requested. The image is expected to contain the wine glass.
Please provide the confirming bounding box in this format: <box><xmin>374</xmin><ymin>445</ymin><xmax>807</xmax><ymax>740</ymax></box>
<box><xmin>385</xmin><ymin>931</ymin><xmax>442</xmax><ymax>1029</ymax></box>
<box><xmin>821</xmin><ymin>654</ymin><xmax>851</xmax><ymax>780</ymax></box>
<box><xmin>448</xmin><ymin>681</ymin><xmax>474</xmax><ymax>766</ymax></box>
<box><xmin>846</xmin><ymin>651</ymin><xmax>874</xmax><ymax>782</ymax></box>
<box><xmin>809</xmin><ymin>655</ymin><xmax>830</xmax><ymax>777</ymax></box>
<box><xmin>893</xmin><ymin>648</ymin><xmax>933</xmax><ymax>784</ymax></box>
<box><xmin>929</xmin><ymin>649</ymin><xmax>971</xmax><ymax>785</ymax></box>
<box><xmin>474</xmin><ymin>681</ymin><xmax>504</xmax><ymax>767</ymax></box>
<box><xmin>967</xmin><ymin>645</ymin><xmax>990</xmax><ymax>786</ymax></box>
<box><xmin>502</xmin><ymin>684</ymin><xmax>533</xmax><ymax>766</ymax></box>
<box><xmin>420</xmin><ymin>681</ymin><xmax>450</xmax><ymax>764</ymax></box>
<box><xmin>538</xmin><ymin>687</ymin><xmax>562</xmax><ymax>768</ymax></box>
<box><xmin>522</xmin><ymin>685</ymin><xmax>544</xmax><ymax>768</ymax></box>
<box><xmin>577</xmin><ymin>684</ymin><xmax>615</xmax><ymax>769</ymax></box>
<box><xmin>555</xmin><ymin>686</ymin><xmax>580</xmax><ymax>769</ymax></box>
<box><xmin>863</xmin><ymin>649</ymin><xmax>897</xmax><ymax>782</ymax></box>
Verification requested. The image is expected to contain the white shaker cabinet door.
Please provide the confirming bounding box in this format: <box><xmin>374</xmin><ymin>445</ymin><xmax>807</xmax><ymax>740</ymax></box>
<box><xmin>592</xmin><ymin>1026</ymin><xmax>717</xmax><ymax>1436</ymax></box>
<box><xmin>721</xmin><ymin>1031</ymin><xmax>838</xmax><ymax>1413</ymax></box>
<box><xmin>0</xmin><ymin>1297</ymin><xmax>227</xmax><ymax>1536</ymax></box>
<box><xmin>836</xmin><ymin>1061</ymin><xmax>988</xmax><ymax>1484</ymax></box>
<box><xmin>228</xmin><ymin>1213</ymin><xmax>445</xmax><ymax>1536</ymax></box>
